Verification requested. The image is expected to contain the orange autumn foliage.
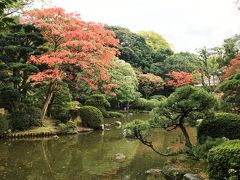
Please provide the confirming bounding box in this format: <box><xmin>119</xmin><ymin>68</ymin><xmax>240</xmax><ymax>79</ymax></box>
<box><xmin>167</xmin><ymin>71</ymin><xmax>193</xmax><ymax>87</ymax></box>
<box><xmin>224</xmin><ymin>56</ymin><xmax>240</xmax><ymax>79</ymax></box>
<box><xmin>22</xmin><ymin>8</ymin><xmax>119</xmax><ymax>90</ymax></box>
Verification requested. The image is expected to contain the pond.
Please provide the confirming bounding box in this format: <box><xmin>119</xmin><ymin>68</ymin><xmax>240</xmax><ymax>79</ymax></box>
<box><xmin>0</xmin><ymin>113</ymin><xmax>197</xmax><ymax>180</ymax></box>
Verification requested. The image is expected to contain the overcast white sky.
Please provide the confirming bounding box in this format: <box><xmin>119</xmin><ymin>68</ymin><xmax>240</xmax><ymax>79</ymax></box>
<box><xmin>44</xmin><ymin>0</ymin><xmax>240</xmax><ymax>53</ymax></box>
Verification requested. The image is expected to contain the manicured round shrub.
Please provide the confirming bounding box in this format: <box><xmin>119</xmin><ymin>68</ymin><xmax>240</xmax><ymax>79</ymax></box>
<box><xmin>208</xmin><ymin>140</ymin><xmax>240</xmax><ymax>179</ymax></box>
<box><xmin>78</xmin><ymin>106</ymin><xmax>103</xmax><ymax>129</ymax></box>
<box><xmin>0</xmin><ymin>115</ymin><xmax>9</xmax><ymax>135</ymax></box>
<box><xmin>198</xmin><ymin>113</ymin><xmax>240</xmax><ymax>143</ymax></box>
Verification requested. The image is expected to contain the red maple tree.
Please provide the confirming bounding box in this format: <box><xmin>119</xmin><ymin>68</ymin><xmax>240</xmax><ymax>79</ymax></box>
<box><xmin>22</xmin><ymin>8</ymin><xmax>119</xmax><ymax>122</ymax></box>
<box><xmin>224</xmin><ymin>56</ymin><xmax>240</xmax><ymax>79</ymax></box>
<box><xmin>167</xmin><ymin>71</ymin><xmax>193</xmax><ymax>87</ymax></box>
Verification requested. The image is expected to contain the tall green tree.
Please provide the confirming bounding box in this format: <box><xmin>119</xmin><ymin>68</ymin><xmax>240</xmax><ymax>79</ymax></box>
<box><xmin>106</xmin><ymin>26</ymin><xmax>153</xmax><ymax>72</ymax></box>
<box><xmin>108</xmin><ymin>59</ymin><xmax>140</xmax><ymax>109</ymax></box>
<box><xmin>0</xmin><ymin>23</ymin><xmax>46</xmax><ymax>113</ymax></box>
<box><xmin>216</xmin><ymin>71</ymin><xmax>240</xmax><ymax>114</ymax></box>
<box><xmin>138</xmin><ymin>31</ymin><xmax>171</xmax><ymax>52</ymax></box>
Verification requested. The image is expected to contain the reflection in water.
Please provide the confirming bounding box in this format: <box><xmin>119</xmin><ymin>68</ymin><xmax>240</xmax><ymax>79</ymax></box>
<box><xmin>0</xmin><ymin>113</ymin><xmax>196</xmax><ymax>180</ymax></box>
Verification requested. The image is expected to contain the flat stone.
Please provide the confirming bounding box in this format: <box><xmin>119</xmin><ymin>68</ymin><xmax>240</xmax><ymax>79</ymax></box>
<box><xmin>145</xmin><ymin>168</ymin><xmax>162</xmax><ymax>175</ymax></box>
<box><xmin>115</xmin><ymin>153</ymin><xmax>126</xmax><ymax>160</ymax></box>
<box><xmin>183</xmin><ymin>173</ymin><xmax>203</xmax><ymax>180</ymax></box>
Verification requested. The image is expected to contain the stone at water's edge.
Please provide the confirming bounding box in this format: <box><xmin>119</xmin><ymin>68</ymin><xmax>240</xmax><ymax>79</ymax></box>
<box><xmin>162</xmin><ymin>165</ymin><xmax>188</xmax><ymax>180</ymax></box>
<box><xmin>115</xmin><ymin>153</ymin><xmax>126</xmax><ymax>160</ymax></box>
<box><xmin>183</xmin><ymin>173</ymin><xmax>203</xmax><ymax>180</ymax></box>
<box><xmin>145</xmin><ymin>168</ymin><xmax>162</xmax><ymax>175</ymax></box>
<box><xmin>114</xmin><ymin>121</ymin><xmax>122</xmax><ymax>127</ymax></box>
<box><xmin>53</xmin><ymin>135</ymin><xmax>59</xmax><ymax>139</ymax></box>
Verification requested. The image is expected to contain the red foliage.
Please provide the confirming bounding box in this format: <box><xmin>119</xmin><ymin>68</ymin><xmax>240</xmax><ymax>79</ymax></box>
<box><xmin>22</xmin><ymin>8</ymin><xmax>119</xmax><ymax>91</ymax></box>
<box><xmin>224</xmin><ymin>56</ymin><xmax>240</xmax><ymax>79</ymax></box>
<box><xmin>167</xmin><ymin>71</ymin><xmax>193</xmax><ymax>87</ymax></box>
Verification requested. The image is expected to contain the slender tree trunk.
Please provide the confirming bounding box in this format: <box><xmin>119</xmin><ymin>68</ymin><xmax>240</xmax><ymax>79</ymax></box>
<box><xmin>208</xmin><ymin>75</ymin><xmax>211</xmax><ymax>86</ymax></box>
<box><xmin>126</xmin><ymin>102</ymin><xmax>130</xmax><ymax>113</ymax></box>
<box><xmin>179</xmin><ymin>123</ymin><xmax>192</xmax><ymax>150</ymax></box>
<box><xmin>212</xmin><ymin>75</ymin><xmax>215</xmax><ymax>86</ymax></box>
<box><xmin>40</xmin><ymin>81</ymin><xmax>58</xmax><ymax>125</ymax></box>
<box><xmin>200</xmin><ymin>71</ymin><xmax>205</xmax><ymax>87</ymax></box>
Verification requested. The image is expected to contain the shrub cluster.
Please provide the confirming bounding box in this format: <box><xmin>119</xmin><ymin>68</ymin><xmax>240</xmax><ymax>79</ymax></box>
<box><xmin>10</xmin><ymin>109</ymin><xmax>41</xmax><ymax>131</ymax></box>
<box><xmin>78</xmin><ymin>106</ymin><xmax>103</xmax><ymax>129</ymax></box>
<box><xmin>208</xmin><ymin>140</ymin><xmax>240</xmax><ymax>180</ymax></box>
<box><xmin>58</xmin><ymin>120</ymin><xmax>76</xmax><ymax>133</ymax></box>
<box><xmin>192</xmin><ymin>137</ymin><xmax>227</xmax><ymax>160</ymax></box>
<box><xmin>0</xmin><ymin>115</ymin><xmax>9</xmax><ymax>135</ymax></box>
<box><xmin>198</xmin><ymin>113</ymin><xmax>240</xmax><ymax>143</ymax></box>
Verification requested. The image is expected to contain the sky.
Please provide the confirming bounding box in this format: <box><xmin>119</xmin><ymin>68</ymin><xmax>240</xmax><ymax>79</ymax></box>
<box><xmin>41</xmin><ymin>0</ymin><xmax>240</xmax><ymax>53</ymax></box>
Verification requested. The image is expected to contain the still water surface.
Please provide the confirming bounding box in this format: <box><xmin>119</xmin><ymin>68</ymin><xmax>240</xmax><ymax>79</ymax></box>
<box><xmin>0</xmin><ymin>113</ymin><xmax>196</xmax><ymax>180</ymax></box>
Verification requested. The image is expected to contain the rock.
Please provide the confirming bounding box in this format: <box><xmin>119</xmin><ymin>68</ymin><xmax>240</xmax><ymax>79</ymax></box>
<box><xmin>115</xmin><ymin>153</ymin><xmax>126</xmax><ymax>160</ymax></box>
<box><xmin>115</xmin><ymin>121</ymin><xmax>122</xmax><ymax>126</ymax></box>
<box><xmin>145</xmin><ymin>168</ymin><xmax>162</xmax><ymax>175</ymax></box>
<box><xmin>53</xmin><ymin>135</ymin><xmax>59</xmax><ymax>139</ymax></box>
<box><xmin>162</xmin><ymin>165</ymin><xmax>188</xmax><ymax>180</ymax></box>
<box><xmin>183</xmin><ymin>173</ymin><xmax>203</xmax><ymax>180</ymax></box>
<box><xmin>0</xmin><ymin>166</ymin><xmax>5</xmax><ymax>171</ymax></box>
<box><xmin>104</xmin><ymin>123</ymin><xmax>112</xmax><ymax>127</ymax></box>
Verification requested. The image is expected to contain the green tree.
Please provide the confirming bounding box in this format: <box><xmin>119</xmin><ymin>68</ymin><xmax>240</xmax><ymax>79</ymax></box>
<box><xmin>0</xmin><ymin>23</ymin><xmax>46</xmax><ymax>113</ymax></box>
<box><xmin>108</xmin><ymin>59</ymin><xmax>140</xmax><ymax>109</ymax></box>
<box><xmin>197</xmin><ymin>47</ymin><xmax>211</xmax><ymax>86</ymax></box>
<box><xmin>151</xmin><ymin>52</ymin><xmax>199</xmax><ymax>77</ymax></box>
<box><xmin>125</xmin><ymin>87</ymin><xmax>215</xmax><ymax>155</ymax></box>
<box><xmin>151</xmin><ymin>86</ymin><xmax>215</xmax><ymax>150</ymax></box>
<box><xmin>106</xmin><ymin>26</ymin><xmax>153</xmax><ymax>72</ymax></box>
<box><xmin>216</xmin><ymin>71</ymin><xmax>240</xmax><ymax>114</ymax></box>
<box><xmin>222</xmin><ymin>34</ymin><xmax>240</xmax><ymax>66</ymax></box>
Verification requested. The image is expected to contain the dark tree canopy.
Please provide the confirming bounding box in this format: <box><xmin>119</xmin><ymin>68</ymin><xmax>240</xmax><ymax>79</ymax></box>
<box><xmin>0</xmin><ymin>23</ymin><xmax>46</xmax><ymax>112</ymax></box>
<box><xmin>106</xmin><ymin>26</ymin><xmax>154</xmax><ymax>72</ymax></box>
<box><xmin>151</xmin><ymin>86</ymin><xmax>215</xmax><ymax>149</ymax></box>
<box><xmin>216</xmin><ymin>71</ymin><xmax>240</xmax><ymax>114</ymax></box>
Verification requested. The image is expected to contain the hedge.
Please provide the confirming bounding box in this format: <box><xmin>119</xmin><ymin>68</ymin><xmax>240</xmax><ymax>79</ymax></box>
<box><xmin>208</xmin><ymin>140</ymin><xmax>240</xmax><ymax>179</ymax></box>
<box><xmin>198</xmin><ymin>113</ymin><xmax>240</xmax><ymax>143</ymax></box>
<box><xmin>78</xmin><ymin>106</ymin><xmax>103</xmax><ymax>129</ymax></box>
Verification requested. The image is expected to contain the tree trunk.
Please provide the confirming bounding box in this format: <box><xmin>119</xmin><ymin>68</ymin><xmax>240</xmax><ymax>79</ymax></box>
<box><xmin>179</xmin><ymin>123</ymin><xmax>192</xmax><ymax>150</ymax></box>
<box><xmin>208</xmin><ymin>75</ymin><xmax>211</xmax><ymax>86</ymax></box>
<box><xmin>126</xmin><ymin>102</ymin><xmax>130</xmax><ymax>112</ymax></box>
<box><xmin>40</xmin><ymin>81</ymin><xmax>58</xmax><ymax>125</ymax></box>
<box><xmin>200</xmin><ymin>72</ymin><xmax>205</xmax><ymax>87</ymax></box>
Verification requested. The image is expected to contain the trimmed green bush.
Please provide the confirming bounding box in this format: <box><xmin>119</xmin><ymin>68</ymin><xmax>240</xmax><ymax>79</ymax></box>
<box><xmin>198</xmin><ymin>113</ymin><xmax>240</xmax><ymax>143</ymax></box>
<box><xmin>78</xmin><ymin>106</ymin><xmax>103</xmax><ymax>129</ymax></box>
<box><xmin>0</xmin><ymin>115</ymin><xmax>9</xmax><ymax>135</ymax></box>
<box><xmin>208</xmin><ymin>140</ymin><xmax>240</xmax><ymax>180</ymax></box>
